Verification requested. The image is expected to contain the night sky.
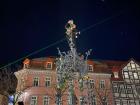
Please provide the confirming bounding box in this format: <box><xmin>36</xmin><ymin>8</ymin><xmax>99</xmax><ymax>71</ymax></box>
<box><xmin>0</xmin><ymin>0</ymin><xmax>140</xmax><ymax>67</ymax></box>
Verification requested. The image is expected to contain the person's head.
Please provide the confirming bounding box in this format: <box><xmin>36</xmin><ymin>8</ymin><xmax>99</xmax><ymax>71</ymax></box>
<box><xmin>18</xmin><ymin>101</ymin><xmax>24</xmax><ymax>105</ymax></box>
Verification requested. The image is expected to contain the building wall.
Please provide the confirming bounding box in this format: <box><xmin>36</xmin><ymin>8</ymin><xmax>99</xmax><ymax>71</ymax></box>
<box><xmin>14</xmin><ymin>57</ymin><xmax>116</xmax><ymax>105</ymax></box>
<box><xmin>15</xmin><ymin>69</ymin><xmax>114</xmax><ymax>105</ymax></box>
<box><xmin>112</xmin><ymin>60</ymin><xmax>140</xmax><ymax>105</ymax></box>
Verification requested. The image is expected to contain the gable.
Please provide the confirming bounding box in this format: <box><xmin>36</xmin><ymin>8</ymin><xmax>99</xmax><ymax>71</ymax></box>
<box><xmin>122</xmin><ymin>59</ymin><xmax>140</xmax><ymax>80</ymax></box>
<box><xmin>123</xmin><ymin>60</ymin><xmax>140</xmax><ymax>72</ymax></box>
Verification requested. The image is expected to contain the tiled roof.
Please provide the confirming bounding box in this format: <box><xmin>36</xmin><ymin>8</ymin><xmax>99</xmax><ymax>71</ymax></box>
<box><xmin>23</xmin><ymin>57</ymin><xmax>132</xmax><ymax>79</ymax></box>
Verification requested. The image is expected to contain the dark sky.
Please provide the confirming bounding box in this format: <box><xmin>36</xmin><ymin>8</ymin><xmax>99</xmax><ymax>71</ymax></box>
<box><xmin>0</xmin><ymin>0</ymin><xmax>140</xmax><ymax>67</ymax></box>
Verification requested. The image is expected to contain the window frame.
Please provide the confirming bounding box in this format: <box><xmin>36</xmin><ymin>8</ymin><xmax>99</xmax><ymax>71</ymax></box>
<box><xmin>133</xmin><ymin>72</ymin><xmax>138</xmax><ymax>79</ymax></box>
<box><xmin>88</xmin><ymin>65</ymin><xmax>93</xmax><ymax>72</ymax></box>
<box><xmin>45</xmin><ymin>77</ymin><xmax>51</xmax><ymax>87</ymax></box>
<box><xmin>33</xmin><ymin>77</ymin><xmax>39</xmax><ymax>87</ymax></box>
<box><xmin>114</xmin><ymin>72</ymin><xmax>119</xmax><ymax>78</ymax></box>
<box><xmin>99</xmin><ymin>80</ymin><xmax>105</xmax><ymax>89</ymax></box>
<box><xmin>46</xmin><ymin>62</ymin><xmax>53</xmax><ymax>69</ymax></box>
<box><xmin>91</xmin><ymin>95</ymin><xmax>96</xmax><ymax>105</ymax></box>
<box><xmin>89</xmin><ymin>79</ymin><xmax>94</xmax><ymax>89</ymax></box>
<box><xmin>79</xmin><ymin>96</ymin><xmax>84</xmax><ymax>105</ymax></box>
<box><xmin>30</xmin><ymin>96</ymin><xmax>37</xmax><ymax>105</ymax></box>
<box><xmin>131</xmin><ymin>63</ymin><xmax>136</xmax><ymax>69</ymax></box>
<box><xmin>124</xmin><ymin>72</ymin><xmax>129</xmax><ymax>79</ymax></box>
<box><xmin>43</xmin><ymin>96</ymin><xmax>49</xmax><ymax>105</ymax></box>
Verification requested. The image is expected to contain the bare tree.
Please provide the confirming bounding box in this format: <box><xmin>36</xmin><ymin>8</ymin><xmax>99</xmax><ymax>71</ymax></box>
<box><xmin>0</xmin><ymin>68</ymin><xmax>29</xmax><ymax>105</ymax></box>
<box><xmin>0</xmin><ymin>68</ymin><xmax>17</xmax><ymax>105</ymax></box>
<box><xmin>94</xmin><ymin>87</ymin><xmax>112</xmax><ymax>105</ymax></box>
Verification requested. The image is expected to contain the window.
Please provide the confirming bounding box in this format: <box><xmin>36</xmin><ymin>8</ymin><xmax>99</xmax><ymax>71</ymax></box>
<box><xmin>79</xmin><ymin>97</ymin><xmax>84</xmax><ymax>105</ymax></box>
<box><xmin>127</xmin><ymin>88</ymin><xmax>133</xmax><ymax>94</ymax></box>
<box><xmin>131</xmin><ymin>63</ymin><xmax>136</xmax><ymax>69</ymax></box>
<box><xmin>56</xmin><ymin>97</ymin><xmax>62</xmax><ymax>105</ymax></box>
<box><xmin>113</xmin><ymin>85</ymin><xmax>118</xmax><ymax>93</ymax></box>
<box><xmin>43</xmin><ymin>96</ymin><xmax>49</xmax><ymax>105</ymax></box>
<box><xmin>99</xmin><ymin>80</ymin><xmax>105</xmax><ymax>89</ymax></box>
<box><xmin>114</xmin><ymin>72</ymin><xmax>119</xmax><ymax>78</ymax></box>
<box><xmin>133</xmin><ymin>73</ymin><xmax>138</xmax><ymax>79</ymax></box>
<box><xmin>89</xmin><ymin>79</ymin><xmax>94</xmax><ymax>89</ymax></box>
<box><xmin>68</xmin><ymin>78</ymin><xmax>73</xmax><ymax>85</ymax></box>
<box><xmin>88</xmin><ymin>65</ymin><xmax>93</xmax><ymax>72</ymax></box>
<box><xmin>24</xmin><ymin>63</ymin><xmax>29</xmax><ymax>69</ymax></box>
<box><xmin>46</xmin><ymin>62</ymin><xmax>52</xmax><ymax>69</ymax></box>
<box><xmin>116</xmin><ymin>100</ymin><xmax>121</xmax><ymax>105</ymax></box>
<box><xmin>30</xmin><ymin>96</ymin><xmax>37</xmax><ymax>105</ymax></box>
<box><xmin>102</xmin><ymin>96</ymin><xmax>107</xmax><ymax>105</ymax></box>
<box><xmin>91</xmin><ymin>95</ymin><xmax>96</xmax><ymax>105</ymax></box>
<box><xmin>67</xmin><ymin>95</ymin><xmax>74</xmax><ymax>105</ymax></box>
<box><xmin>68</xmin><ymin>95</ymin><xmax>70</xmax><ymax>105</ymax></box>
<box><xmin>124</xmin><ymin>72</ymin><xmax>129</xmax><ymax>78</ymax></box>
<box><xmin>33</xmin><ymin>77</ymin><xmax>39</xmax><ymax>87</ymax></box>
<box><xmin>45</xmin><ymin>77</ymin><xmax>51</xmax><ymax>87</ymax></box>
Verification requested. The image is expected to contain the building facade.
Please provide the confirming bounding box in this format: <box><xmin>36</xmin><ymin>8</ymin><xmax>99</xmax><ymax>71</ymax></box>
<box><xmin>15</xmin><ymin>57</ymin><xmax>114</xmax><ymax>105</ymax></box>
<box><xmin>111</xmin><ymin>59</ymin><xmax>140</xmax><ymax>105</ymax></box>
<box><xmin>14</xmin><ymin>57</ymin><xmax>140</xmax><ymax>105</ymax></box>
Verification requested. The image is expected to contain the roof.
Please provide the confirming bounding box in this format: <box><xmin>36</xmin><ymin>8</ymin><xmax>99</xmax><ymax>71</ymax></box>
<box><xmin>23</xmin><ymin>57</ymin><xmax>140</xmax><ymax>80</ymax></box>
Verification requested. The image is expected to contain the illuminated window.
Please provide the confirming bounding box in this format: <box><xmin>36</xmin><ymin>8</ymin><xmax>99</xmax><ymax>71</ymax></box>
<box><xmin>131</xmin><ymin>63</ymin><xmax>136</xmax><ymax>69</ymax></box>
<box><xmin>133</xmin><ymin>73</ymin><xmax>138</xmax><ymax>79</ymax></box>
<box><xmin>89</xmin><ymin>79</ymin><xmax>94</xmax><ymax>88</ymax></box>
<box><xmin>30</xmin><ymin>96</ymin><xmax>37</xmax><ymax>105</ymax></box>
<box><xmin>45</xmin><ymin>77</ymin><xmax>51</xmax><ymax>87</ymax></box>
<box><xmin>124</xmin><ymin>72</ymin><xmax>129</xmax><ymax>78</ymax></box>
<box><xmin>46</xmin><ymin>62</ymin><xmax>52</xmax><ymax>69</ymax></box>
<box><xmin>114</xmin><ymin>72</ymin><xmax>119</xmax><ymax>78</ymax></box>
<box><xmin>99</xmin><ymin>80</ymin><xmax>105</xmax><ymax>89</ymax></box>
<box><xmin>127</xmin><ymin>66</ymin><xmax>131</xmax><ymax>70</ymax></box>
<box><xmin>33</xmin><ymin>77</ymin><xmax>39</xmax><ymax>87</ymax></box>
<box><xmin>88</xmin><ymin>65</ymin><xmax>93</xmax><ymax>72</ymax></box>
<box><xmin>43</xmin><ymin>96</ymin><xmax>49</xmax><ymax>105</ymax></box>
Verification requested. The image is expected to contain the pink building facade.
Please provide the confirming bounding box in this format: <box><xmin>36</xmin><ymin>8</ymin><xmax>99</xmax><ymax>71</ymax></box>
<box><xmin>15</xmin><ymin>57</ymin><xmax>116</xmax><ymax>105</ymax></box>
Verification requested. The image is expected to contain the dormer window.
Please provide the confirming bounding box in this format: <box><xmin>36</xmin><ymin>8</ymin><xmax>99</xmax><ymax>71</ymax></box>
<box><xmin>88</xmin><ymin>65</ymin><xmax>93</xmax><ymax>72</ymax></box>
<box><xmin>46</xmin><ymin>62</ymin><xmax>52</xmax><ymax>69</ymax></box>
<box><xmin>114</xmin><ymin>72</ymin><xmax>119</xmax><ymax>78</ymax></box>
<box><xmin>23</xmin><ymin>58</ymin><xmax>30</xmax><ymax>69</ymax></box>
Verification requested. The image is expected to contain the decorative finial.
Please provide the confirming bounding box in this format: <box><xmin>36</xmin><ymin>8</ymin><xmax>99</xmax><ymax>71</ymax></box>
<box><xmin>65</xmin><ymin>20</ymin><xmax>80</xmax><ymax>38</ymax></box>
